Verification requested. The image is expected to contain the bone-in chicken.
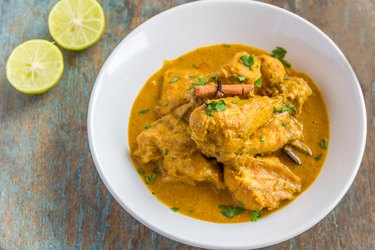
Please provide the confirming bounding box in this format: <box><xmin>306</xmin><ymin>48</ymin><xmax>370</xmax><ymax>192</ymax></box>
<box><xmin>224</xmin><ymin>155</ymin><xmax>302</xmax><ymax>210</ymax></box>
<box><xmin>189</xmin><ymin>96</ymin><xmax>283</xmax><ymax>161</ymax></box>
<box><xmin>242</xmin><ymin>112</ymin><xmax>303</xmax><ymax>155</ymax></box>
<box><xmin>135</xmin><ymin>114</ymin><xmax>224</xmax><ymax>188</ymax></box>
<box><xmin>216</xmin><ymin>51</ymin><xmax>261</xmax><ymax>85</ymax></box>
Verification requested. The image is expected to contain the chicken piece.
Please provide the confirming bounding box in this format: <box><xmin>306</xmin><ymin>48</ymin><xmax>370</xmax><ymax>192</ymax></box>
<box><xmin>159</xmin><ymin>68</ymin><xmax>204</xmax><ymax>115</ymax></box>
<box><xmin>242</xmin><ymin>112</ymin><xmax>303</xmax><ymax>155</ymax></box>
<box><xmin>277</xmin><ymin>76</ymin><xmax>312</xmax><ymax>111</ymax></box>
<box><xmin>260</xmin><ymin>55</ymin><xmax>286</xmax><ymax>87</ymax></box>
<box><xmin>172</xmin><ymin>102</ymin><xmax>197</xmax><ymax>123</ymax></box>
<box><xmin>135</xmin><ymin>114</ymin><xmax>224</xmax><ymax>188</ymax></box>
<box><xmin>216</xmin><ymin>51</ymin><xmax>261</xmax><ymax>85</ymax></box>
<box><xmin>224</xmin><ymin>155</ymin><xmax>301</xmax><ymax>210</ymax></box>
<box><xmin>189</xmin><ymin>96</ymin><xmax>283</xmax><ymax>161</ymax></box>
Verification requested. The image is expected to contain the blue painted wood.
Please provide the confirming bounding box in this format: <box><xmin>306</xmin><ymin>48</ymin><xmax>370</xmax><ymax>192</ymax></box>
<box><xmin>0</xmin><ymin>0</ymin><xmax>373</xmax><ymax>249</ymax></box>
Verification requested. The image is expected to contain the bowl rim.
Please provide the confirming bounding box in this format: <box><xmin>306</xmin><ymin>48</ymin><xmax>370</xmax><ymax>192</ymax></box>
<box><xmin>87</xmin><ymin>0</ymin><xmax>367</xmax><ymax>248</ymax></box>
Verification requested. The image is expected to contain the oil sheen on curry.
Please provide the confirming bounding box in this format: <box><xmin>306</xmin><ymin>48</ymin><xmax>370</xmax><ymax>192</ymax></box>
<box><xmin>128</xmin><ymin>44</ymin><xmax>329</xmax><ymax>223</ymax></box>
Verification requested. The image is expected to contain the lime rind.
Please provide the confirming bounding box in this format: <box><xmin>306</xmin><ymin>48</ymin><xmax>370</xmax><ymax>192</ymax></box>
<box><xmin>6</xmin><ymin>39</ymin><xmax>64</xmax><ymax>94</ymax></box>
<box><xmin>48</xmin><ymin>0</ymin><xmax>105</xmax><ymax>51</ymax></box>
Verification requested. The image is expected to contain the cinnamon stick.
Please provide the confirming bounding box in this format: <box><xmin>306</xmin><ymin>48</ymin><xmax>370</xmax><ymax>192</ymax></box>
<box><xmin>193</xmin><ymin>84</ymin><xmax>253</xmax><ymax>99</ymax></box>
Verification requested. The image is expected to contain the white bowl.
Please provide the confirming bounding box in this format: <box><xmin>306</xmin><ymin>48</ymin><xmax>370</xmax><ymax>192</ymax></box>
<box><xmin>87</xmin><ymin>0</ymin><xmax>367</xmax><ymax>249</ymax></box>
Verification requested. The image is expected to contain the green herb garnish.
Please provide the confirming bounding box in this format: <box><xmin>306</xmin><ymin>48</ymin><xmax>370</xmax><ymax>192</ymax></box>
<box><xmin>187</xmin><ymin>78</ymin><xmax>207</xmax><ymax>90</ymax></box>
<box><xmin>164</xmin><ymin>148</ymin><xmax>169</xmax><ymax>156</ymax></box>
<box><xmin>315</xmin><ymin>153</ymin><xmax>322</xmax><ymax>161</ymax></box>
<box><xmin>219</xmin><ymin>205</ymin><xmax>246</xmax><ymax>218</ymax></box>
<box><xmin>281</xmin><ymin>105</ymin><xmax>296</xmax><ymax>114</ymax></box>
<box><xmin>138</xmin><ymin>108</ymin><xmax>150</xmax><ymax>115</ymax></box>
<box><xmin>281</xmin><ymin>122</ymin><xmax>289</xmax><ymax>127</ymax></box>
<box><xmin>171</xmin><ymin>207</ymin><xmax>179</xmax><ymax>212</ymax></box>
<box><xmin>271</xmin><ymin>46</ymin><xmax>291</xmax><ymax>68</ymax></box>
<box><xmin>254</xmin><ymin>77</ymin><xmax>262</xmax><ymax>87</ymax></box>
<box><xmin>137</xmin><ymin>168</ymin><xmax>145</xmax><ymax>175</ymax></box>
<box><xmin>223</xmin><ymin>44</ymin><xmax>231</xmax><ymax>48</ymax></box>
<box><xmin>260</xmin><ymin>135</ymin><xmax>266</xmax><ymax>142</ymax></box>
<box><xmin>189</xmin><ymin>75</ymin><xmax>197</xmax><ymax>78</ymax></box>
<box><xmin>240</xmin><ymin>55</ymin><xmax>254</xmax><ymax>69</ymax></box>
<box><xmin>231</xmin><ymin>100</ymin><xmax>239</xmax><ymax>104</ymax></box>
<box><xmin>163</xmin><ymin>101</ymin><xmax>169</xmax><ymax>107</ymax></box>
<box><xmin>205</xmin><ymin>100</ymin><xmax>227</xmax><ymax>116</ymax></box>
<box><xmin>250</xmin><ymin>210</ymin><xmax>263</xmax><ymax>222</ymax></box>
<box><xmin>188</xmin><ymin>209</ymin><xmax>194</xmax><ymax>213</ymax></box>
<box><xmin>192</xmin><ymin>64</ymin><xmax>198</xmax><ymax>69</ymax></box>
<box><xmin>144</xmin><ymin>124</ymin><xmax>152</xmax><ymax>129</ymax></box>
<box><xmin>209</xmin><ymin>76</ymin><xmax>218</xmax><ymax>82</ymax></box>
<box><xmin>237</xmin><ymin>76</ymin><xmax>246</xmax><ymax>82</ymax></box>
<box><xmin>170</xmin><ymin>77</ymin><xmax>180</xmax><ymax>83</ymax></box>
<box><xmin>319</xmin><ymin>139</ymin><xmax>328</xmax><ymax>149</ymax></box>
<box><xmin>145</xmin><ymin>172</ymin><xmax>157</xmax><ymax>184</ymax></box>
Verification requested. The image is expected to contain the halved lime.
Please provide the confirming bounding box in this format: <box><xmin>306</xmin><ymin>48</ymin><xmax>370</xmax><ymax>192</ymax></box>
<box><xmin>48</xmin><ymin>0</ymin><xmax>105</xmax><ymax>51</ymax></box>
<box><xmin>6</xmin><ymin>39</ymin><xmax>64</xmax><ymax>94</ymax></box>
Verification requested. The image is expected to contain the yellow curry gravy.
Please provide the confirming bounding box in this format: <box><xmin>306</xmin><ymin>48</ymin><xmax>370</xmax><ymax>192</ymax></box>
<box><xmin>128</xmin><ymin>44</ymin><xmax>329</xmax><ymax>223</ymax></box>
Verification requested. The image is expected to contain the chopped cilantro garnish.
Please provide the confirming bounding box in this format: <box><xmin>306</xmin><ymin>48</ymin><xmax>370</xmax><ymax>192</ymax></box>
<box><xmin>219</xmin><ymin>205</ymin><xmax>246</xmax><ymax>218</ymax></box>
<box><xmin>163</xmin><ymin>101</ymin><xmax>169</xmax><ymax>107</ymax></box>
<box><xmin>170</xmin><ymin>77</ymin><xmax>180</xmax><ymax>83</ymax></box>
<box><xmin>171</xmin><ymin>207</ymin><xmax>179</xmax><ymax>212</ymax></box>
<box><xmin>138</xmin><ymin>109</ymin><xmax>150</xmax><ymax>115</ymax></box>
<box><xmin>145</xmin><ymin>172</ymin><xmax>157</xmax><ymax>184</ymax></box>
<box><xmin>192</xmin><ymin>64</ymin><xmax>198</xmax><ymax>69</ymax></box>
<box><xmin>231</xmin><ymin>100</ymin><xmax>239</xmax><ymax>104</ymax></box>
<box><xmin>188</xmin><ymin>78</ymin><xmax>207</xmax><ymax>90</ymax></box>
<box><xmin>281</xmin><ymin>122</ymin><xmax>289</xmax><ymax>127</ymax></box>
<box><xmin>144</xmin><ymin>124</ymin><xmax>152</xmax><ymax>129</ymax></box>
<box><xmin>209</xmin><ymin>76</ymin><xmax>218</xmax><ymax>82</ymax></box>
<box><xmin>250</xmin><ymin>210</ymin><xmax>263</xmax><ymax>222</ymax></box>
<box><xmin>137</xmin><ymin>168</ymin><xmax>145</xmax><ymax>175</ymax></box>
<box><xmin>237</xmin><ymin>76</ymin><xmax>247</xmax><ymax>82</ymax></box>
<box><xmin>223</xmin><ymin>44</ymin><xmax>231</xmax><ymax>48</ymax></box>
<box><xmin>189</xmin><ymin>75</ymin><xmax>197</xmax><ymax>78</ymax></box>
<box><xmin>205</xmin><ymin>100</ymin><xmax>227</xmax><ymax>116</ymax></box>
<box><xmin>271</xmin><ymin>46</ymin><xmax>291</xmax><ymax>68</ymax></box>
<box><xmin>315</xmin><ymin>153</ymin><xmax>322</xmax><ymax>161</ymax></box>
<box><xmin>260</xmin><ymin>135</ymin><xmax>266</xmax><ymax>142</ymax></box>
<box><xmin>281</xmin><ymin>105</ymin><xmax>296</xmax><ymax>114</ymax></box>
<box><xmin>188</xmin><ymin>209</ymin><xmax>194</xmax><ymax>213</ymax></box>
<box><xmin>164</xmin><ymin>148</ymin><xmax>169</xmax><ymax>156</ymax></box>
<box><xmin>254</xmin><ymin>77</ymin><xmax>262</xmax><ymax>87</ymax></box>
<box><xmin>319</xmin><ymin>139</ymin><xmax>329</xmax><ymax>149</ymax></box>
<box><xmin>240</xmin><ymin>55</ymin><xmax>254</xmax><ymax>69</ymax></box>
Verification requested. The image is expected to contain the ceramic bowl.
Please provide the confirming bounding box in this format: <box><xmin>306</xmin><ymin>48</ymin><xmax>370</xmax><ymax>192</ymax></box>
<box><xmin>87</xmin><ymin>1</ymin><xmax>367</xmax><ymax>248</ymax></box>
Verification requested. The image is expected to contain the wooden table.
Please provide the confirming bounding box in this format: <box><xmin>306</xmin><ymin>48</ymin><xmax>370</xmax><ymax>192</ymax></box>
<box><xmin>1</xmin><ymin>0</ymin><xmax>373</xmax><ymax>249</ymax></box>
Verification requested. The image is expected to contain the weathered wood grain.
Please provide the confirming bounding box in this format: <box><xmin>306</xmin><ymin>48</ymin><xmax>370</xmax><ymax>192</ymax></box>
<box><xmin>0</xmin><ymin>0</ymin><xmax>373</xmax><ymax>249</ymax></box>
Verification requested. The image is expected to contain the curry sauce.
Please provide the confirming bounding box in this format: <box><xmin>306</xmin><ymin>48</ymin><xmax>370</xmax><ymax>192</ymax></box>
<box><xmin>128</xmin><ymin>44</ymin><xmax>329</xmax><ymax>223</ymax></box>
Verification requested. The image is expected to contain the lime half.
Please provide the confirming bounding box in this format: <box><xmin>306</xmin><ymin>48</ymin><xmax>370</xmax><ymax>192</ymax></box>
<box><xmin>6</xmin><ymin>39</ymin><xmax>64</xmax><ymax>94</ymax></box>
<box><xmin>48</xmin><ymin>0</ymin><xmax>105</xmax><ymax>51</ymax></box>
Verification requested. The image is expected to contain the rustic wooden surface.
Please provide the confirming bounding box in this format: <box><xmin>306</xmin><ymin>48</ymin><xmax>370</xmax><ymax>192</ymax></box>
<box><xmin>0</xmin><ymin>0</ymin><xmax>374</xmax><ymax>249</ymax></box>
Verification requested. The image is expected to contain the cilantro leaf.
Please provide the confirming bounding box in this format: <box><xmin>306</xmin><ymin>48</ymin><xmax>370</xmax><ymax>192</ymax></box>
<box><xmin>219</xmin><ymin>205</ymin><xmax>246</xmax><ymax>218</ymax></box>
<box><xmin>315</xmin><ymin>153</ymin><xmax>322</xmax><ymax>161</ymax></box>
<box><xmin>260</xmin><ymin>135</ymin><xmax>266</xmax><ymax>142</ymax></box>
<box><xmin>237</xmin><ymin>76</ymin><xmax>246</xmax><ymax>82</ymax></box>
<box><xmin>231</xmin><ymin>100</ymin><xmax>239</xmax><ymax>104</ymax></box>
<box><xmin>137</xmin><ymin>168</ymin><xmax>145</xmax><ymax>175</ymax></box>
<box><xmin>281</xmin><ymin>105</ymin><xmax>296</xmax><ymax>114</ymax></box>
<box><xmin>254</xmin><ymin>77</ymin><xmax>262</xmax><ymax>87</ymax></box>
<box><xmin>164</xmin><ymin>148</ymin><xmax>169</xmax><ymax>156</ymax></box>
<box><xmin>187</xmin><ymin>78</ymin><xmax>207</xmax><ymax>90</ymax></box>
<box><xmin>205</xmin><ymin>100</ymin><xmax>227</xmax><ymax>116</ymax></box>
<box><xmin>271</xmin><ymin>46</ymin><xmax>292</xmax><ymax>68</ymax></box>
<box><xmin>319</xmin><ymin>139</ymin><xmax>329</xmax><ymax>149</ymax></box>
<box><xmin>240</xmin><ymin>55</ymin><xmax>254</xmax><ymax>68</ymax></box>
<box><xmin>171</xmin><ymin>207</ymin><xmax>179</xmax><ymax>212</ymax></box>
<box><xmin>163</xmin><ymin>101</ymin><xmax>169</xmax><ymax>107</ymax></box>
<box><xmin>250</xmin><ymin>210</ymin><xmax>263</xmax><ymax>222</ymax></box>
<box><xmin>169</xmin><ymin>77</ymin><xmax>180</xmax><ymax>83</ymax></box>
<box><xmin>138</xmin><ymin>109</ymin><xmax>150</xmax><ymax>115</ymax></box>
<box><xmin>145</xmin><ymin>172</ymin><xmax>157</xmax><ymax>184</ymax></box>
<box><xmin>144</xmin><ymin>124</ymin><xmax>152</xmax><ymax>129</ymax></box>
